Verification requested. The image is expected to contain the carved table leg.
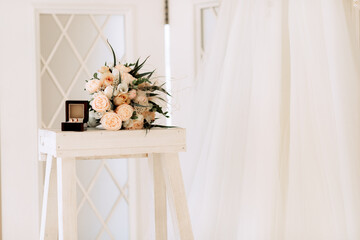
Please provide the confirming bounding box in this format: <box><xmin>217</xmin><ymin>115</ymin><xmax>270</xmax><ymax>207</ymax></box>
<box><xmin>161</xmin><ymin>153</ymin><xmax>194</xmax><ymax>240</ymax></box>
<box><xmin>152</xmin><ymin>153</ymin><xmax>168</xmax><ymax>240</ymax></box>
<box><xmin>57</xmin><ymin>157</ymin><xmax>77</xmax><ymax>240</ymax></box>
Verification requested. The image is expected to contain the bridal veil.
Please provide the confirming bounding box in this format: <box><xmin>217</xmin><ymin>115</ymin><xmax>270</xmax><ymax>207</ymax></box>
<box><xmin>186</xmin><ymin>0</ymin><xmax>360</xmax><ymax>239</ymax></box>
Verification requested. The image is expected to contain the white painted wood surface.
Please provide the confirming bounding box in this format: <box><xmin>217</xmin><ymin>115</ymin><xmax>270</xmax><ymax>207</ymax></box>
<box><xmin>158</xmin><ymin>153</ymin><xmax>194</xmax><ymax>240</ymax></box>
<box><xmin>39</xmin><ymin>128</ymin><xmax>186</xmax><ymax>158</ymax></box>
<box><xmin>40</xmin><ymin>154</ymin><xmax>53</xmax><ymax>240</ymax></box>
<box><xmin>57</xmin><ymin>157</ymin><xmax>77</xmax><ymax>240</ymax></box>
<box><xmin>38</xmin><ymin>128</ymin><xmax>193</xmax><ymax>240</ymax></box>
<box><xmin>152</xmin><ymin>153</ymin><xmax>168</xmax><ymax>240</ymax></box>
<box><xmin>45</xmin><ymin>155</ymin><xmax>58</xmax><ymax>239</ymax></box>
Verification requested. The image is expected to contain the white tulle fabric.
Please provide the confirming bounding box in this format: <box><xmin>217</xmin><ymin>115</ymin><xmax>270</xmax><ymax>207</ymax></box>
<box><xmin>186</xmin><ymin>0</ymin><xmax>360</xmax><ymax>239</ymax></box>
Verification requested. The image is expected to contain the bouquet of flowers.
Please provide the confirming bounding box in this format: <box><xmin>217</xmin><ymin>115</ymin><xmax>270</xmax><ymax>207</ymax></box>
<box><xmin>85</xmin><ymin>42</ymin><xmax>170</xmax><ymax>131</ymax></box>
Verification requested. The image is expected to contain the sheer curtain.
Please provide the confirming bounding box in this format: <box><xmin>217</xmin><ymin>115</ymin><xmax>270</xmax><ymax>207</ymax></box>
<box><xmin>185</xmin><ymin>0</ymin><xmax>360</xmax><ymax>239</ymax></box>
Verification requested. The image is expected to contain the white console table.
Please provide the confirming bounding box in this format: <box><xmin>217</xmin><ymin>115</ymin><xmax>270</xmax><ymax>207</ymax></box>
<box><xmin>38</xmin><ymin>128</ymin><xmax>193</xmax><ymax>240</ymax></box>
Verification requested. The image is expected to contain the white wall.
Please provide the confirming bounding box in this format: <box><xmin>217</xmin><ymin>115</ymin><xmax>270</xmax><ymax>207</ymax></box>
<box><xmin>0</xmin><ymin>1</ymin><xmax>40</xmax><ymax>239</ymax></box>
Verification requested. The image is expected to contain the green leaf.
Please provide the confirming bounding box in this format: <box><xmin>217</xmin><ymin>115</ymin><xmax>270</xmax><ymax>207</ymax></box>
<box><xmin>147</xmin><ymin>69</ymin><xmax>155</xmax><ymax>79</ymax></box>
<box><xmin>124</xmin><ymin>63</ymin><xmax>136</xmax><ymax>67</ymax></box>
<box><xmin>137</xmin><ymin>56</ymin><xmax>150</xmax><ymax>70</ymax></box>
<box><xmin>130</xmin><ymin>111</ymin><xmax>138</xmax><ymax>119</ymax></box>
<box><xmin>143</xmin><ymin>86</ymin><xmax>171</xmax><ymax>96</ymax></box>
<box><xmin>132</xmin><ymin>78</ymin><xmax>151</xmax><ymax>86</ymax></box>
<box><xmin>156</xmin><ymin>97</ymin><xmax>168</xmax><ymax>103</ymax></box>
<box><xmin>118</xmin><ymin>69</ymin><xmax>122</xmax><ymax>84</ymax></box>
<box><xmin>135</xmin><ymin>70</ymin><xmax>155</xmax><ymax>79</ymax></box>
<box><xmin>133</xmin><ymin>58</ymin><xmax>140</xmax><ymax>70</ymax></box>
<box><xmin>149</xmin><ymin>100</ymin><xmax>169</xmax><ymax>117</ymax></box>
<box><xmin>150</xmin><ymin>124</ymin><xmax>177</xmax><ymax>129</ymax></box>
<box><xmin>133</xmin><ymin>102</ymin><xmax>152</xmax><ymax>108</ymax></box>
<box><xmin>93</xmin><ymin>72</ymin><xmax>99</xmax><ymax>79</ymax></box>
<box><xmin>130</xmin><ymin>56</ymin><xmax>150</xmax><ymax>76</ymax></box>
<box><xmin>107</xmin><ymin>39</ymin><xmax>117</xmax><ymax>67</ymax></box>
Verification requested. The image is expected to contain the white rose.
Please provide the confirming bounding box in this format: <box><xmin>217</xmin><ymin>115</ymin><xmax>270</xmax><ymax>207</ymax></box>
<box><xmin>94</xmin><ymin>111</ymin><xmax>104</xmax><ymax>119</ymax></box>
<box><xmin>113</xmin><ymin>88</ymin><xmax>120</xmax><ymax>96</ymax></box>
<box><xmin>88</xmin><ymin>111</ymin><xmax>101</xmax><ymax>127</ymax></box>
<box><xmin>104</xmin><ymin>86</ymin><xmax>114</xmax><ymax>99</ymax></box>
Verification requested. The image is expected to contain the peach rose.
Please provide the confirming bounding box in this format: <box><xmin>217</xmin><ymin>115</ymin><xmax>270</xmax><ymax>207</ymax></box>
<box><xmin>132</xmin><ymin>119</ymin><xmax>144</xmax><ymax>130</ymax></box>
<box><xmin>101</xmin><ymin>112</ymin><xmax>122</xmax><ymax>131</ymax></box>
<box><xmin>98</xmin><ymin>66</ymin><xmax>110</xmax><ymax>74</ymax></box>
<box><xmin>115</xmin><ymin>104</ymin><xmax>134</xmax><ymax>121</ymax></box>
<box><xmin>113</xmin><ymin>93</ymin><xmax>130</xmax><ymax>106</ymax></box>
<box><xmin>92</xmin><ymin>94</ymin><xmax>111</xmax><ymax>113</ymax></box>
<box><xmin>124</xmin><ymin>115</ymin><xmax>144</xmax><ymax>130</ymax></box>
<box><xmin>128</xmin><ymin>89</ymin><xmax>137</xmax><ymax>99</ymax></box>
<box><xmin>101</xmin><ymin>72</ymin><xmax>115</xmax><ymax>87</ymax></box>
<box><xmin>85</xmin><ymin>79</ymin><xmax>102</xmax><ymax>93</ymax></box>
<box><xmin>115</xmin><ymin>64</ymin><xmax>131</xmax><ymax>73</ymax></box>
<box><xmin>121</xmin><ymin>72</ymin><xmax>136</xmax><ymax>85</ymax></box>
<box><xmin>123</xmin><ymin>119</ymin><xmax>133</xmax><ymax>129</ymax></box>
<box><xmin>143</xmin><ymin>111</ymin><xmax>156</xmax><ymax>123</ymax></box>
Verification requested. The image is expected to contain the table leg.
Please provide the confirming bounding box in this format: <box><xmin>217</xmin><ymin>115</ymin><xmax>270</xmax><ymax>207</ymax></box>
<box><xmin>57</xmin><ymin>157</ymin><xmax>77</xmax><ymax>240</ymax></box>
<box><xmin>161</xmin><ymin>153</ymin><xmax>194</xmax><ymax>240</ymax></box>
<box><xmin>40</xmin><ymin>154</ymin><xmax>52</xmax><ymax>240</ymax></box>
<box><xmin>152</xmin><ymin>153</ymin><xmax>168</xmax><ymax>240</ymax></box>
<box><xmin>46</xmin><ymin>155</ymin><xmax>58</xmax><ymax>239</ymax></box>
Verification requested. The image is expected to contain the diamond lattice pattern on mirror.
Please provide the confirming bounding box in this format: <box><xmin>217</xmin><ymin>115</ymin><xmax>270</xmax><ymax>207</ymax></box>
<box><xmin>40</xmin><ymin>14</ymin><xmax>126</xmax><ymax>128</ymax></box>
<box><xmin>76</xmin><ymin>159</ymin><xmax>129</xmax><ymax>239</ymax></box>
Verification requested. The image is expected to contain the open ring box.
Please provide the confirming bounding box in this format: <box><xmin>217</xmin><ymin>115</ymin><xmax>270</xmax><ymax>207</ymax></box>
<box><xmin>61</xmin><ymin>100</ymin><xmax>89</xmax><ymax>131</ymax></box>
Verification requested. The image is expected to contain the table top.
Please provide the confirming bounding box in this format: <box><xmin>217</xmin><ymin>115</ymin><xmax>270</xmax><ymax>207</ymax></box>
<box><xmin>41</xmin><ymin>127</ymin><xmax>184</xmax><ymax>133</ymax></box>
<box><xmin>39</xmin><ymin>127</ymin><xmax>186</xmax><ymax>159</ymax></box>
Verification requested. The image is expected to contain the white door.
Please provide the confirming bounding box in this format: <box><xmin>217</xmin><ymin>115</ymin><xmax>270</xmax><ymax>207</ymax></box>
<box><xmin>0</xmin><ymin>1</ymin><xmax>164</xmax><ymax>240</ymax></box>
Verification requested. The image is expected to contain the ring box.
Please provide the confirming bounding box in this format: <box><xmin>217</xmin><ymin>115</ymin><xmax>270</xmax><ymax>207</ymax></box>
<box><xmin>61</xmin><ymin>100</ymin><xmax>89</xmax><ymax>131</ymax></box>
